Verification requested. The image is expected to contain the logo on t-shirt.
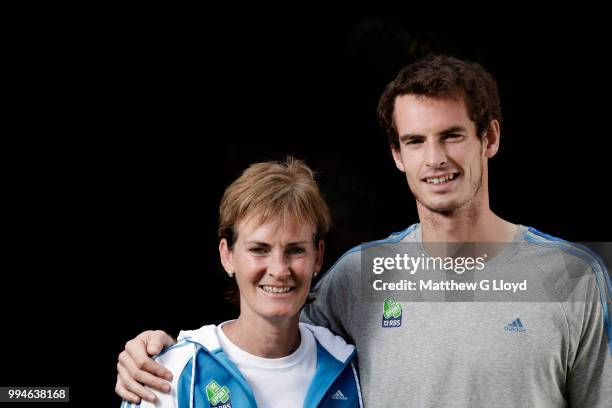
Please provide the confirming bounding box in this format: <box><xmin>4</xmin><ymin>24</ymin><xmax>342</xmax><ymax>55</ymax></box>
<box><xmin>382</xmin><ymin>296</ymin><xmax>402</xmax><ymax>327</ymax></box>
<box><xmin>504</xmin><ymin>318</ymin><xmax>527</xmax><ymax>333</ymax></box>
<box><xmin>206</xmin><ymin>380</ymin><xmax>232</xmax><ymax>408</ymax></box>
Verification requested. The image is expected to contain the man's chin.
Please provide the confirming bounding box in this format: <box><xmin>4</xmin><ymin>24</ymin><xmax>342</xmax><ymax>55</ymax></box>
<box><xmin>418</xmin><ymin>197</ymin><xmax>463</xmax><ymax>214</ymax></box>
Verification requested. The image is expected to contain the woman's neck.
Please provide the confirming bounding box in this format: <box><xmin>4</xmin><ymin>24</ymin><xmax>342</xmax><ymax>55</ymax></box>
<box><xmin>222</xmin><ymin>314</ymin><xmax>301</xmax><ymax>359</ymax></box>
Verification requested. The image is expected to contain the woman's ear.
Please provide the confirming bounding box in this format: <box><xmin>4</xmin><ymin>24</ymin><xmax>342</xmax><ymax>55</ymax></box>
<box><xmin>219</xmin><ymin>239</ymin><xmax>234</xmax><ymax>276</ymax></box>
<box><xmin>314</xmin><ymin>240</ymin><xmax>325</xmax><ymax>276</ymax></box>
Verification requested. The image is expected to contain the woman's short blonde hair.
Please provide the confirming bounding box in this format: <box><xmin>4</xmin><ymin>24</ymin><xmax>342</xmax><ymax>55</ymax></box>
<box><xmin>218</xmin><ymin>157</ymin><xmax>331</xmax><ymax>248</ymax></box>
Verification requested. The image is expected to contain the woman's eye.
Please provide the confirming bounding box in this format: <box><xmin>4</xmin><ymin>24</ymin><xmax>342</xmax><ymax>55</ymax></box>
<box><xmin>288</xmin><ymin>247</ymin><xmax>306</xmax><ymax>255</ymax></box>
<box><xmin>249</xmin><ymin>247</ymin><xmax>267</xmax><ymax>255</ymax></box>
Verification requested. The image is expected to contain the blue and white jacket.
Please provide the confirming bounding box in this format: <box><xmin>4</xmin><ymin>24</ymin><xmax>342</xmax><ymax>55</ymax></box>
<box><xmin>121</xmin><ymin>323</ymin><xmax>362</xmax><ymax>407</ymax></box>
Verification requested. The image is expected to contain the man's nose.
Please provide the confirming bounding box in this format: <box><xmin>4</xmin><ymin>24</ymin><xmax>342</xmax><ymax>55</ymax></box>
<box><xmin>425</xmin><ymin>140</ymin><xmax>447</xmax><ymax>167</ymax></box>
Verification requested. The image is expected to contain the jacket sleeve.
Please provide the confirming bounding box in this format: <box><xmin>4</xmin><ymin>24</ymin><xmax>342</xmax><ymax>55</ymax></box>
<box><xmin>120</xmin><ymin>342</ymin><xmax>195</xmax><ymax>408</ymax></box>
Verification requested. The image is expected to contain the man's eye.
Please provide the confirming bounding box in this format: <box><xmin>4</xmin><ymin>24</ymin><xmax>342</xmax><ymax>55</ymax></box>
<box><xmin>406</xmin><ymin>139</ymin><xmax>422</xmax><ymax>145</ymax></box>
<box><xmin>444</xmin><ymin>134</ymin><xmax>463</xmax><ymax>140</ymax></box>
<box><xmin>249</xmin><ymin>247</ymin><xmax>267</xmax><ymax>255</ymax></box>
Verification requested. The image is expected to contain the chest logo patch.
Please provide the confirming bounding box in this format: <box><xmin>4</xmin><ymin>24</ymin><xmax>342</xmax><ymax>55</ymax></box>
<box><xmin>382</xmin><ymin>296</ymin><xmax>402</xmax><ymax>328</ymax></box>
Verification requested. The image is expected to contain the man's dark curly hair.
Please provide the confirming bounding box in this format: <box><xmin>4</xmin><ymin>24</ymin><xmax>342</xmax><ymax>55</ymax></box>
<box><xmin>378</xmin><ymin>55</ymin><xmax>502</xmax><ymax>148</ymax></box>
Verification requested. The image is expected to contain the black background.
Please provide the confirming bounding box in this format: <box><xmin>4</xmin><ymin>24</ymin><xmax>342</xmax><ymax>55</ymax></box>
<box><xmin>2</xmin><ymin>9</ymin><xmax>611</xmax><ymax>407</ymax></box>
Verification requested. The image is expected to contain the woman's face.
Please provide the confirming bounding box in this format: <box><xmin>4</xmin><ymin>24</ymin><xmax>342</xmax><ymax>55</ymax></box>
<box><xmin>220</xmin><ymin>216</ymin><xmax>324</xmax><ymax>324</ymax></box>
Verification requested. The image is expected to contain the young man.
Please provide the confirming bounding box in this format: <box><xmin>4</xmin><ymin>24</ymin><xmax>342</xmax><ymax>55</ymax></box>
<box><xmin>116</xmin><ymin>55</ymin><xmax>611</xmax><ymax>407</ymax></box>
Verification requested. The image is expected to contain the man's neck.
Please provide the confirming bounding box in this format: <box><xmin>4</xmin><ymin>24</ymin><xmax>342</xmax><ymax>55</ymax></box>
<box><xmin>418</xmin><ymin>203</ymin><xmax>517</xmax><ymax>243</ymax></box>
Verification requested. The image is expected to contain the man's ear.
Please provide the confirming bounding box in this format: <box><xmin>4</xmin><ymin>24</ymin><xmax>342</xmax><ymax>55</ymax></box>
<box><xmin>219</xmin><ymin>239</ymin><xmax>233</xmax><ymax>274</ymax></box>
<box><xmin>483</xmin><ymin>119</ymin><xmax>501</xmax><ymax>158</ymax></box>
<box><xmin>391</xmin><ymin>145</ymin><xmax>406</xmax><ymax>172</ymax></box>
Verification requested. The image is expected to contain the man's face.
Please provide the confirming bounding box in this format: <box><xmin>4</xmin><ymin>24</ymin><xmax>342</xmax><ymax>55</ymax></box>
<box><xmin>391</xmin><ymin>94</ymin><xmax>492</xmax><ymax>214</ymax></box>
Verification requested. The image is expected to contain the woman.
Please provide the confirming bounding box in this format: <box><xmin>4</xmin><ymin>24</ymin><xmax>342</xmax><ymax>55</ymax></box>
<box><xmin>121</xmin><ymin>158</ymin><xmax>361</xmax><ymax>407</ymax></box>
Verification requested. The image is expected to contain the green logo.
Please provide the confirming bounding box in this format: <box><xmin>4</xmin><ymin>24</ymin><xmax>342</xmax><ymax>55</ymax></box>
<box><xmin>206</xmin><ymin>380</ymin><xmax>231</xmax><ymax>406</ymax></box>
<box><xmin>383</xmin><ymin>296</ymin><xmax>402</xmax><ymax>319</ymax></box>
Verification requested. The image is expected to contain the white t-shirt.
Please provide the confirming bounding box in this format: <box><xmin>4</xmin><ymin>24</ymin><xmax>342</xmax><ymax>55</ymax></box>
<box><xmin>216</xmin><ymin>321</ymin><xmax>317</xmax><ymax>408</ymax></box>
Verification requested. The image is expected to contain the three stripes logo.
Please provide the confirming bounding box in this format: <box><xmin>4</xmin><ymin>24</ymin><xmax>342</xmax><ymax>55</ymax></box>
<box><xmin>331</xmin><ymin>389</ymin><xmax>348</xmax><ymax>401</ymax></box>
<box><xmin>504</xmin><ymin>318</ymin><xmax>527</xmax><ymax>333</ymax></box>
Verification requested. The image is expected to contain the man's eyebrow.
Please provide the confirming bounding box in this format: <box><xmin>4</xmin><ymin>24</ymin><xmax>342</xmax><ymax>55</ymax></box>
<box><xmin>398</xmin><ymin>126</ymin><xmax>468</xmax><ymax>143</ymax></box>
<box><xmin>398</xmin><ymin>133</ymin><xmax>424</xmax><ymax>143</ymax></box>
<box><xmin>439</xmin><ymin>125</ymin><xmax>468</xmax><ymax>135</ymax></box>
<box><xmin>244</xmin><ymin>241</ymin><xmax>309</xmax><ymax>246</ymax></box>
